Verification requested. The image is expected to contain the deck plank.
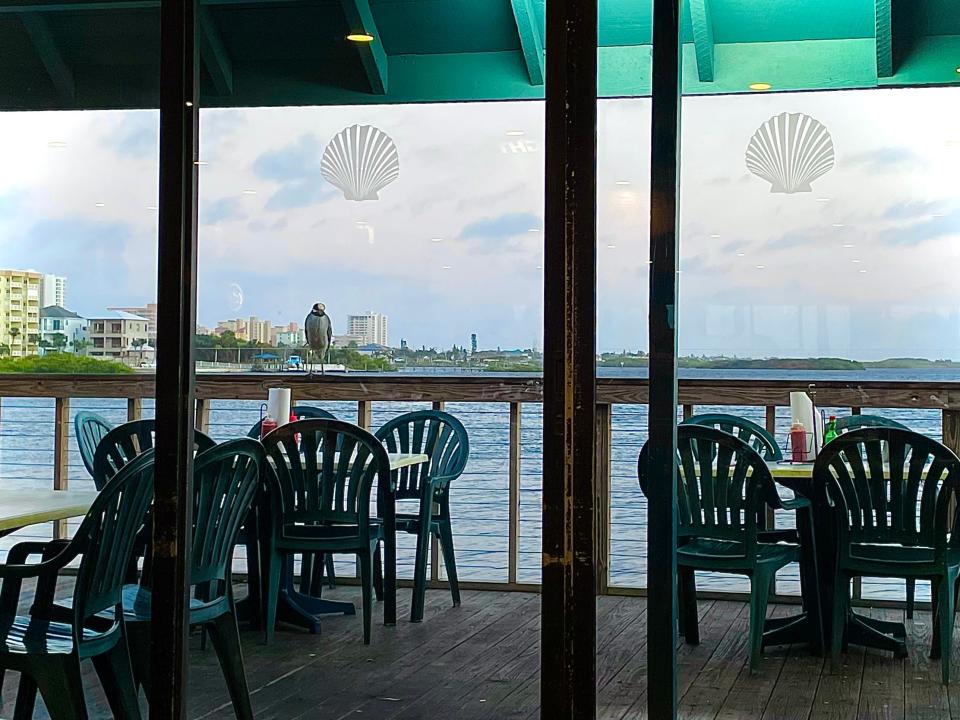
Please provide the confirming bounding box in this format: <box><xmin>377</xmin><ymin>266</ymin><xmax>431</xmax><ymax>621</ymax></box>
<box><xmin>857</xmin><ymin>608</ymin><xmax>905</xmax><ymax>720</ymax></box>
<box><xmin>903</xmin><ymin>605</ymin><xmax>950</xmax><ymax>720</ymax></box>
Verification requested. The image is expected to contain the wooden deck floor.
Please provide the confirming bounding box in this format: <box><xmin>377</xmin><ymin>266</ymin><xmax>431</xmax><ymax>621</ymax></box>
<box><xmin>1</xmin><ymin>586</ymin><xmax>956</xmax><ymax>719</ymax></box>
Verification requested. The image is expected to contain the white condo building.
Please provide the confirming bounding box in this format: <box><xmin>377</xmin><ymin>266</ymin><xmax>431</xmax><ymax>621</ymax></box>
<box><xmin>41</xmin><ymin>274</ymin><xmax>67</xmax><ymax>308</ymax></box>
<box><xmin>346</xmin><ymin>311</ymin><xmax>388</xmax><ymax>347</ymax></box>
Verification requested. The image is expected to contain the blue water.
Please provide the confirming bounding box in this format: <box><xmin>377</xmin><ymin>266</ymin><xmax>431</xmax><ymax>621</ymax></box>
<box><xmin>1</xmin><ymin>366</ymin><xmax>955</xmax><ymax>600</ymax></box>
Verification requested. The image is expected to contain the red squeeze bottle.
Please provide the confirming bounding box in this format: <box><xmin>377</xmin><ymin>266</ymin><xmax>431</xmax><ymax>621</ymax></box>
<box><xmin>260</xmin><ymin>415</ymin><xmax>278</xmax><ymax>439</ymax></box>
<box><xmin>790</xmin><ymin>421</ymin><xmax>806</xmax><ymax>463</ymax></box>
<box><xmin>290</xmin><ymin>411</ymin><xmax>301</xmax><ymax>445</ymax></box>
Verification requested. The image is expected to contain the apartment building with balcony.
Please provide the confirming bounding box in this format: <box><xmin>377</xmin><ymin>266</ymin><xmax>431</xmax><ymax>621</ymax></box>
<box><xmin>86</xmin><ymin>310</ymin><xmax>150</xmax><ymax>360</ymax></box>
<box><xmin>0</xmin><ymin>269</ymin><xmax>43</xmax><ymax>357</ymax></box>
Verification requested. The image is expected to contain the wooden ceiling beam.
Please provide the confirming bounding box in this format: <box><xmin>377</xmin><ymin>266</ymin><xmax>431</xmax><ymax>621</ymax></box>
<box><xmin>689</xmin><ymin>0</ymin><xmax>715</xmax><ymax>82</ymax></box>
<box><xmin>19</xmin><ymin>11</ymin><xmax>75</xmax><ymax>104</ymax></box>
<box><xmin>199</xmin><ymin>6</ymin><xmax>233</xmax><ymax>96</ymax></box>
<box><xmin>340</xmin><ymin>0</ymin><xmax>387</xmax><ymax>94</ymax></box>
<box><xmin>875</xmin><ymin>0</ymin><xmax>893</xmax><ymax>77</ymax></box>
<box><xmin>509</xmin><ymin>0</ymin><xmax>544</xmax><ymax>86</ymax></box>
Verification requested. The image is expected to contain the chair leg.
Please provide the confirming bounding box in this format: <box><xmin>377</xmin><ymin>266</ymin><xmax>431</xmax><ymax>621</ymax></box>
<box><xmin>831</xmin><ymin>575</ymin><xmax>849</xmax><ymax>669</ymax></box>
<box><xmin>325</xmin><ymin>553</ymin><xmax>337</xmax><ymax>589</ymax></box>
<box><xmin>437</xmin><ymin>517</ymin><xmax>461</xmax><ymax>608</ymax></box>
<box><xmin>12</xmin><ymin>673</ymin><xmax>39</xmax><ymax>720</ymax></box>
<box><xmin>263</xmin><ymin>548</ymin><xmax>282</xmax><ymax>644</ymax></box>
<box><xmin>33</xmin><ymin>656</ymin><xmax>89</xmax><ymax>720</ymax></box>
<box><xmin>938</xmin><ymin>573</ymin><xmax>956</xmax><ymax>685</ymax></box>
<box><xmin>92</xmin><ymin>637</ymin><xmax>142</xmax><ymax>719</ymax></box>
<box><xmin>359</xmin><ymin>551</ymin><xmax>374</xmax><ymax>645</ymax></box>
<box><xmin>125</xmin><ymin>620</ymin><xmax>153</xmax><ymax>701</ymax></box>
<box><xmin>373</xmin><ymin>542</ymin><xmax>384</xmax><ymax>602</ymax></box>
<box><xmin>907</xmin><ymin>578</ymin><xmax>916</xmax><ymax>620</ymax></box>
<box><xmin>299</xmin><ymin>553</ymin><xmax>314</xmax><ymax>595</ymax></box>
<box><xmin>411</xmin><ymin>517</ymin><xmax>433</xmax><ymax>623</ymax></box>
<box><xmin>678</xmin><ymin>566</ymin><xmax>699</xmax><ymax>645</ymax></box>
<box><xmin>748</xmin><ymin>570</ymin><xmax>772</xmax><ymax>674</ymax></box>
<box><xmin>207</xmin><ymin>612</ymin><xmax>254</xmax><ymax>720</ymax></box>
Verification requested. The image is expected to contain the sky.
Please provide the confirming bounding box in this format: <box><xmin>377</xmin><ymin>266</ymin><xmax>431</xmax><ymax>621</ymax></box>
<box><xmin>0</xmin><ymin>86</ymin><xmax>959</xmax><ymax>360</ymax></box>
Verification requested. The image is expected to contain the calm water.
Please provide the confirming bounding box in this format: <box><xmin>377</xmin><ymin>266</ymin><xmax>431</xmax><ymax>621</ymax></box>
<box><xmin>1</xmin><ymin>366</ymin><xmax>956</xmax><ymax>600</ymax></box>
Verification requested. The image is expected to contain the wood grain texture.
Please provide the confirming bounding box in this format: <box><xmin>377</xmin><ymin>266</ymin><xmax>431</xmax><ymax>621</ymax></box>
<box><xmin>52</xmin><ymin>397</ymin><xmax>70</xmax><ymax>538</ymax></box>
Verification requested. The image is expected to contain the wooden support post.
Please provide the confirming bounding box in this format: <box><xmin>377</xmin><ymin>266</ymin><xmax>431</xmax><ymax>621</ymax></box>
<box><xmin>682</xmin><ymin>403</ymin><xmax>694</xmax><ymax>421</ymax></box>
<box><xmin>851</xmin><ymin>406</ymin><xmax>862</xmax><ymax>415</ymax></box>
<box><xmin>540</xmin><ymin>0</ymin><xmax>597</xmax><ymax>713</ymax></box>
<box><xmin>195</xmin><ymin>397</ymin><xmax>211</xmax><ymax>434</ymax></box>
<box><xmin>357</xmin><ymin>400</ymin><xmax>372</xmax><ymax>431</ymax></box>
<box><xmin>127</xmin><ymin>397</ymin><xmax>142</xmax><ymax>422</ymax></box>
<box><xmin>509</xmin><ymin>401</ymin><xmax>522</xmax><ymax>585</ymax></box>
<box><xmin>647</xmin><ymin>0</ymin><xmax>682</xmax><ymax>717</ymax></box>
<box><xmin>152</xmin><ymin>0</ymin><xmax>199</xmax><ymax>714</ymax></box>
<box><xmin>595</xmin><ymin>404</ymin><xmax>612</xmax><ymax>595</ymax></box>
<box><xmin>53</xmin><ymin>397</ymin><xmax>70</xmax><ymax>539</ymax></box>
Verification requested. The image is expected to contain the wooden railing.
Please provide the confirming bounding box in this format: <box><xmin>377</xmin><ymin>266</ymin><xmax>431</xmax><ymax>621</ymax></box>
<box><xmin>2</xmin><ymin>372</ymin><xmax>960</xmax><ymax>607</ymax></box>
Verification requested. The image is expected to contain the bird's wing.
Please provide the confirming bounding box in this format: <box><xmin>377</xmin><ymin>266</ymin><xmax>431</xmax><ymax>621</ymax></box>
<box><xmin>325</xmin><ymin>317</ymin><xmax>333</xmax><ymax>343</ymax></box>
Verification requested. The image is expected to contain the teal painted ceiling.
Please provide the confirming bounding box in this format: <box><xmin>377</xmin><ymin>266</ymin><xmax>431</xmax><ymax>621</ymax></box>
<box><xmin>0</xmin><ymin>0</ymin><xmax>957</xmax><ymax>111</ymax></box>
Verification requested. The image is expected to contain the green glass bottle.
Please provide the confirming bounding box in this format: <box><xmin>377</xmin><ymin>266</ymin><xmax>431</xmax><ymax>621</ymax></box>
<box><xmin>824</xmin><ymin>415</ymin><xmax>838</xmax><ymax>445</ymax></box>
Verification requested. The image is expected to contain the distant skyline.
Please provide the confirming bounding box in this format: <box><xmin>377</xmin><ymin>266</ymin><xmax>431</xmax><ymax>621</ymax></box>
<box><xmin>1</xmin><ymin>87</ymin><xmax>959</xmax><ymax>359</ymax></box>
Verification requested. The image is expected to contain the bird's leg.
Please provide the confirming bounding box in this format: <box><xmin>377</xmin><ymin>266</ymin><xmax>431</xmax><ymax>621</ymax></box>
<box><xmin>320</xmin><ymin>348</ymin><xmax>325</xmax><ymax>376</ymax></box>
<box><xmin>306</xmin><ymin>348</ymin><xmax>314</xmax><ymax>378</ymax></box>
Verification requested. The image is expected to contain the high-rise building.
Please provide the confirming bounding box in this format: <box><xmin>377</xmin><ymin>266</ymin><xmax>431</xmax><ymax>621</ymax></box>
<box><xmin>41</xmin><ymin>274</ymin><xmax>67</xmax><ymax>308</ymax></box>
<box><xmin>109</xmin><ymin>303</ymin><xmax>157</xmax><ymax>342</ymax></box>
<box><xmin>0</xmin><ymin>269</ymin><xmax>43</xmax><ymax>357</ymax></box>
<box><xmin>247</xmin><ymin>316</ymin><xmax>274</xmax><ymax>345</ymax></box>
<box><xmin>471</xmin><ymin>333</ymin><xmax>478</xmax><ymax>354</ymax></box>
<box><xmin>346</xmin><ymin>311</ymin><xmax>388</xmax><ymax>347</ymax></box>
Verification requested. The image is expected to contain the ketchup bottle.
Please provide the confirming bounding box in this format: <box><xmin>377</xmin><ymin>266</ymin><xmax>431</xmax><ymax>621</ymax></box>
<box><xmin>260</xmin><ymin>414</ymin><xmax>278</xmax><ymax>439</ymax></box>
<box><xmin>790</xmin><ymin>421</ymin><xmax>807</xmax><ymax>462</ymax></box>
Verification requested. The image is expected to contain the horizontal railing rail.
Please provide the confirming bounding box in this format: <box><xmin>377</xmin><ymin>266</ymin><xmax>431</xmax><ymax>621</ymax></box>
<box><xmin>1</xmin><ymin>372</ymin><xmax>958</xmax><ymax>609</ymax></box>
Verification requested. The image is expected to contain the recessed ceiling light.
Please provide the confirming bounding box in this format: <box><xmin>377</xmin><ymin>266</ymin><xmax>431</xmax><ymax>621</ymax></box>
<box><xmin>607</xmin><ymin>244</ymin><xmax>616</xmax><ymax>249</ymax></box>
<box><xmin>842</xmin><ymin>243</ymin><xmax>854</xmax><ymax>248</ymax></box>
<box><xmin>615</xmin><ymin>180</ymin><xmax>631</xmax><ymax>186</ymax></box>
<box><xmin>185</xmin><ymin>101</ymin><xmax>194</xmax><ymax>107</ymax></box>
<box><xmin>749</xmin><ymin>82</ymin><xmax>772</xmax><ymax>91</ymax></box>
<box><xmin>736</xmin><ymin>252</ymin><xmax>746</xmax><ymax>257</ymax></box>
<box><xmin>859</xmin><ymin>269</ymin><xmax>868</xmax><ymax>273</ymax></box>
<box><xmin>47</xmin><ymin>141</ymin><xmax>67</xmax><ymax>149</ymax></box>
<box><xmin>536</xmin><ymin>264</ymin><xmax>543</xmax><ymax>270</ymax></box>
<box><xmin>851</xmin><ymin>259</ymin><xmax>862</xmax><ymax>263</ymax></box>
<box><xmin>242</xmin><ymin>189</ymin><xmax>257</xmax><ymax>195</ymax></box>
<box><xmin>441</xmin><ymin>265</ymin><xmax>452</xmax><ymax>270</ymax></box>
<box><xmin>431</xmin><ymin>237</ymin><xmax>443</xmax><ymax>242</ymax></box>
<box><xmin>505</xmin><ymin>130</ymin><xmax>525</xmax><ymax>137</ymax></box>
<box><xmin>709</xmin><ymin>233</ymin><xmax>721</xmax><ymax>239</ymax></box>
<box><xmin>147</xmin><ymin>206</ymin><xmax>158</xmax><ymax>211</ymax></box>
<box><xmin>347</xmin><ymin>33</ymin><xmax>374</xmax><ymax>42</ymax></box>
<box><xmin>832</xmin><ymin>223</ymin><xmax>845</xmax><ymax>228</ymax></box>
<box><xmin>94</xmin><ymin>202</ymin><xmax>105</xmax><ymax>207</ymax></box>
<box><xmin>816</xmin><ymin>197</ymin><xmax>831</xmax><ymax>203</ymax></box>
<box><xmin>755</xmin><ymin>264</ymin><xmax>766</xmax><ymax>269</ymax></box>
<box><xmin>956</xmin><ymin>66</ymin><xmax>960</xmax><ymax>74</ymax></box>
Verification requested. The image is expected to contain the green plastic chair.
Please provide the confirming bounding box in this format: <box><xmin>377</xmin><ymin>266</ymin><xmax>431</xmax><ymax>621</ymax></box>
<box><xmin>260</xmin><ymin>419</ymin><xmax>391</xmax><ymax>644</ymax></box>
<box><xmin>375</xmin><ymin>410</ymin><xmax>469</xmax><ymax>623</ymax></box>
<box><xmin>74</xmin><ymin>411</ymin><xmax>113</xmax><ymax>478</ymax></box>
<box><xmin>638</xmin><ymin>425</ymin><xmax>807</xmax><ymax>672</ymax></box>
<box><xmin>833</xmin><ymin>414</ymin><xmax>918</xmax><ymax>617</ymax></box>
<box><xmin>814</xmin><ymin>428</ymin><xmax>960</xmax><ymax>684</ymax></box>
<box><xmin>682</xmin><ymin>412</ymin><xmax>784</xmax><ymax>461</ymax></box>
<box><xmin>0</xmin><ymin>450</ymin><xmax>156</xmax><ymax>719</ymax></box>
<box><xmin>93</xmin><ymin>418</ymin><xmax>215</xmax><ymax>489</ymax></box>
<box><xmin>123</xmin><ymin>439</ymin><xmax>262</xmax><ymax>719</ymax></box>
<box><xmin>834</xmin><ymin>414</ymin><xmax>909</xmax><ymax>434</ymax></box>
<box><xmin>248</xmin><ymin>405</ymin><xmax>338</xmax><ymax>594</ymax></box>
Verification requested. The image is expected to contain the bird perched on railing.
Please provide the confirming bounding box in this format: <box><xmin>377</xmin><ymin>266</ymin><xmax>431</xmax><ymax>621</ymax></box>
<box><xmin>304</xmin><ymin>302</ymin><xmax>333</xmax><ymax>376</ymax></box>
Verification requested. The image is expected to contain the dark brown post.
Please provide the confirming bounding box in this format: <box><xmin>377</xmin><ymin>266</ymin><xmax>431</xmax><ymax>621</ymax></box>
<box><xmin>53</xmin><ymin>397</ymin><xmax>70</xmax><ymax>538</ymax></box>
<box><xmin>540</xmin><ymin>0</ymin><xmax>597</xmax><ymax>714</ymax></box>
<box><xmin>152</xmin><ymin>0</ymin><xmax>199</xmax><ymax>715</ymax></box>
<box><xmin>647</xmin><ymin>0</ymin><xmax>682</xmax><ymax>717</ymax></box>
<box><xmin>595</xmin><ymin>403</ymin><xmax>612</xmax><ymax>595</ymax></box>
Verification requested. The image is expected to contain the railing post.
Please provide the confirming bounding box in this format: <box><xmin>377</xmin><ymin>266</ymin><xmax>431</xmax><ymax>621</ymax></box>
<box><xmin>127</xmin><ymin>397</ymin><xmax>142</xmax><ymax>422</ymax></box>
<box><xmin>682</xmin><ymin>404</ymin><xmax>694</xmax><ymax>421</ymax></box>
<box><xmin>595</xmin><ymin>404</ymin><xmax>612</xmax><ymax>595</ymax></box>
<box><xmin>509</xmin><ymin>401</ymin><xmax>522</xmax><ymax>585</ymax></box>
<box><xmin>195</xmin><ymin>397</ymin><xmax>211</xmax><ymax>435</ymax></box>
<box><xmin>764</xmin><ymin>405</ymin><xmax>777</xmax><ymax>595</ymax></box>
<box><xmin>357</xmin><ymin>400</ymin><xmax>372</xmax><ymax>431</ymax></box>
<box><xmin>851</xmin><ymin>406</ymin><xmax>862</xmax><ymax>415</ymax></box>
<box><xmin>53</xmin><ymin>397</ymin><xmax>70</xmax><ymax>539</ymax></box>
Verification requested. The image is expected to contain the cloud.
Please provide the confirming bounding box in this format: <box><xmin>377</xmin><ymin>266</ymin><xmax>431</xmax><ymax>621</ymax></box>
<box><xmin>879</xmin><ymin>207</ymin><xmax>960</xmax><ymax>246</ymax></box>
<box><xmin>252</xmin><ymin>134</ymin><xmax>339</xmax><ymax>210</ymax></box>
<box><xmin>459</xmin><ymin>212</ymin><xmax>541</xmax><ymax>240</ymax></box>
<box><xmin>202</xmin><ymin>197</ymin><xmax>246</xmax><ymax>225</ymax></box>
<box><xmin>883</xmin><ymin>200</ymin><xmax>950</xmax><ymax>220</ymax></box>
<box><xmin>766</xmin><ymin>229</ymin><xmax>810</xmax><ymax>250</ymax></box>
<box><xmin>844</xmin><ymin>147</ymin><xmax>925</xmax><ymax>173</ymax></box>
<box><xmin>108</xmin><ymin>113</ymin><xmax>159</xmax><ymax>158</ymax></box>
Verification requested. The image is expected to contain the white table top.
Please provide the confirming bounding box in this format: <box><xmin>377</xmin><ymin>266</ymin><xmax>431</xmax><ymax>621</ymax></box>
<box><xmin>0</xmin><ymin>489</ymin><xmax>100</xmax><ymax>533</ymax></box>
<box><xmin>385</xmin><ymin>453</ymin><xmax>429</xmax><ymax>470</ymax></box>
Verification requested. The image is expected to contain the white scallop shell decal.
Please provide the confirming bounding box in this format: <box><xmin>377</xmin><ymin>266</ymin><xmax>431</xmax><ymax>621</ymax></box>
<box><xmin>321</xmin><ymin>124</ymin><xmax>399</xmax><ymax>201</ymax></box>
<box><xmin>745</xmin><ymin>112</ymin><xmax>835</xmax><ymax>193</ymax></box>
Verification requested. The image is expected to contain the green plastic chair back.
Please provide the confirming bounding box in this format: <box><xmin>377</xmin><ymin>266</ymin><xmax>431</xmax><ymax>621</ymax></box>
<box><xmin>682</xmin><ymin>412</ymin><xmax>783</xmax><ymax>461</ymax></box>
<box><xmin>72</xmin><ymin>450</ymin><xmax>156</xmax><ymax>648</ymax></box>
<box><xmin>834</xmin><ymin>414</ymin><xmax>909</xmax><ymax>434</ymax></box>
<box><xmin>814</xmin><ymin>428</ymin><xmax>960</xmax><ymax>560</ymax></box>
<box><xmin>375</xmin><ymin>410</ymin><xmax>469</xmax><ymax>501</ymax></box>
<box><xmin>93</xmin><ymin>419</ymin><xmax>215</xmax><ymax>489</ymax></box>
<box><xmin>638</xmin><ymin>425</ymin><xmax>782</xmax><ymax>556</ymax></box>
<box><xmin>189</xmin><ymin>439</ymin><xmax>263</xmax><ymax>587</ymax></box>
<box><xmin>247</xmin><ymin>405</ymin><xmax>336</xmax><ymax>439</ymax></box>
<box><xmin>75</xmin><ymin>411</ymin><xmax>113</xmax><ymax>478</ymax></box>
<box><xmin>261</xmin><ymin>419</ymin><xmax>390</xmax><ymax>541</ymax></box>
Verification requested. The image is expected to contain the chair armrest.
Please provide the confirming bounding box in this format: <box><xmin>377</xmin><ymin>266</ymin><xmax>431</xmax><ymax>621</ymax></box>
<box><xmin>6</xmin><ymin>539</ymin><xmax>71</xmax><ymax>565</ymax></box>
